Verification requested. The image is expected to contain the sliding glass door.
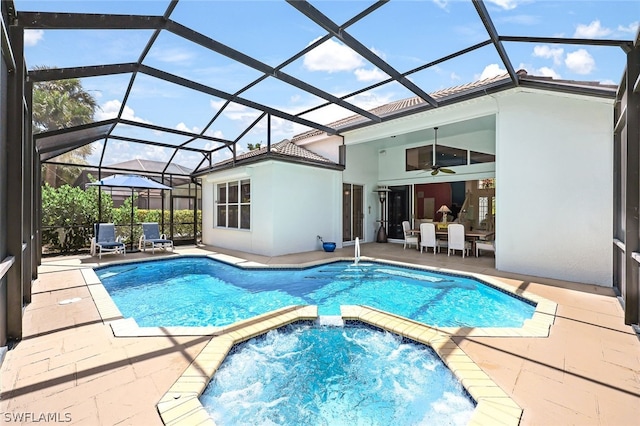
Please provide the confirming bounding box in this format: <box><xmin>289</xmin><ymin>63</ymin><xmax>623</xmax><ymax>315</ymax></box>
<box><xmin>343</xmin><ymin>184</ymin><xmax>364</xmax><ymax>242</ymax></box>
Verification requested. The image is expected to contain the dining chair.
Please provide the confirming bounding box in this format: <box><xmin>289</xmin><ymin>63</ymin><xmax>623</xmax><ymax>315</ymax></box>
<box><xmin>402</xmin><ymin>220</ymin><xmax>419</xmax><ymax>250</ymax></box>
<box><xmin>447</xmin><ymin>223</ymin><xmax>471</xmax><ymax>258</ymax></box>
<box><xmin>419</xmin><ymin>222</ymin><xmax>446</xmax><ymax>254</ymax></box>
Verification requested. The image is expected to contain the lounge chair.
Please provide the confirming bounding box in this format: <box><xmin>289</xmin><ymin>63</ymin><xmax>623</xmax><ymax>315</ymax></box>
<box><xmin>91</xmin><ymin>223</ymin><xmax>126</xmax><ymax>259</ymax></box>
<box><xmin>139</xmin><ymin>222</ymin><xmax>174</xmax><ymax>254</ymax></box>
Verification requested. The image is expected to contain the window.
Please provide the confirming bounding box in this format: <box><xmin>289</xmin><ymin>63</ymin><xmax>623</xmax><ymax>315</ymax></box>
<box><xmin>406</xmin><ymin>145</ymin><xmax>495</xmax><ymax>171</ymax></box>
<box><xmin>406</xmin><ymin>145</ymin><xmax>433</xmax><ymax>171</ymax></box>
<box><xmin>216</xmin><ymin>179</ymin><xmax>250</xmax><ymax>229</ymax></box>
<box><xmin>470</xmin><ymin>151</ymin><xmax>495</xmax><ymax>164</ymax></box>
<box><xmin>435</xmin><ymin>145</ymin><xmax>467</xmax><ymax>167</ymax></box>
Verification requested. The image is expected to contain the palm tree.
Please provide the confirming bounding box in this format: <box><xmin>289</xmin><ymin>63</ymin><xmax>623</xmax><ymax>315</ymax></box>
<box><xmin>32</xmin><ymin>66</ymin><xmax>99</xmax><ymax>187</ymax></box>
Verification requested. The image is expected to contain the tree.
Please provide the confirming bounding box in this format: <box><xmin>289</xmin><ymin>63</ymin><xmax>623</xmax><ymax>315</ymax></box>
<box><xmin>41</xmin><ymin>184</ymin><xmax>114</xmax><ymax>252</ymax></box>
<box><xmin>32</xmin><ymin>66</ymin><xmax>99</xmax><ymax>187</ymax></box>
<box><xmin>247</xmin><ymin>142</ymin><xmax>262</xmax><ymax>151</ymax></box>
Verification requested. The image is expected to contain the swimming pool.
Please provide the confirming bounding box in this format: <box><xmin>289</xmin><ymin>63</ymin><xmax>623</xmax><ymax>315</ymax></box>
<box><xmin>96</xmin><ymin>256</ymin><xmax>536</xmax><ymax>328</ymax></box>
<box><xmin>200</xmin><ymin>322</ymin><xmax>476</xmax><ymax>425</ymax></box>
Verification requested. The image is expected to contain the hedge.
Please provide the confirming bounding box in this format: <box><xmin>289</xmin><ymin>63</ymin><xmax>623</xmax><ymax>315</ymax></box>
<box><xmin>41</xmin><ymin>184</ymin><xmax>201</xmax><ymax>253</ymax></box>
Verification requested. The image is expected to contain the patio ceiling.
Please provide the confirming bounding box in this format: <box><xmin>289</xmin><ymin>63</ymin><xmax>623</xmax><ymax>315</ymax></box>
<box><xmin>14</xmin><ymin>0</ymin><xmax>636</xmax><ymax>177</ymax></box>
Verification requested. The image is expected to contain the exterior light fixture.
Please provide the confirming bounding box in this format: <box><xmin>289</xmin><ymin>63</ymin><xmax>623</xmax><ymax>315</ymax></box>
<box><xmin>375</xmin><ymin>186</ymin><xmax>391</xmax><ymax>242</ymax></box>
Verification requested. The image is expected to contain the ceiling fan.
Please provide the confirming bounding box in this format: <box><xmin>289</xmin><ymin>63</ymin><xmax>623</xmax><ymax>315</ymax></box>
<box><xmin>424</xmin><ymin>126</ymin><xmax>455</xmax><ymax>175</ymax></box>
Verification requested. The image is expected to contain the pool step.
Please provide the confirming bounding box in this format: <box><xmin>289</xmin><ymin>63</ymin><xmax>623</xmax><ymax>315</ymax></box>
<box><xmin>316</xmin><ymin>315</ymin><xmax>344</xmax><ymax>327</ymax></box>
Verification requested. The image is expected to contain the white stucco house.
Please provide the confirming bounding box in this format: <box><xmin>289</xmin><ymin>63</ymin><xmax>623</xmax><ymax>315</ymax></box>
<box><xmin>197</xmin><ymin>70</ymin><xmax>615</xmax><ymax>287</ymax></box>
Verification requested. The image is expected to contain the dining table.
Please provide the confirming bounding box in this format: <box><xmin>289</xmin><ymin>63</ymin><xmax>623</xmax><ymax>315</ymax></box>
<box><xmin>409</xmin><ymin>228</ymin><xmax>494</xmax><ymax>253</ymax></box>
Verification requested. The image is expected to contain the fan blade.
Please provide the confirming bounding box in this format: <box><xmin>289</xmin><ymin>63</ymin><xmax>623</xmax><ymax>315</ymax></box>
<box><xmin>431</xmin><ymin>169</ymin><xmax>439</xmax><ymax>176</ymax></box>
<box><xmin>440</xmin><ymin>168</ymin><xmax>456</xmax><ymax>174</ymax></box>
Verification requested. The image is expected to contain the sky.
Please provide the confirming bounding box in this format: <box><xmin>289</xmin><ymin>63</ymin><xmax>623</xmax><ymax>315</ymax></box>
<box><xmin>14</xmin><ymin>0</ymin><xmax>640</xmax><ymax>171</ymax></box>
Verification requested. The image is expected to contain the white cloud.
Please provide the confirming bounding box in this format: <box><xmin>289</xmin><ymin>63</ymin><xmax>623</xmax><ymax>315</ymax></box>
<box><xmin>150</xmin><ymin>47</ymin><xmax>195</xmax><ymax>64</ymax></box>
<box><xmin>24</xmin><ymin>30</ymin><xmax>44</xmax><ymax>47</ymax></box>
<box><xmin>210</xmin><ymin>99</ymin><xmax>261</xmax><ymax>122</ymax></box>
<box><xmin>532</xmin><ymin>45</ymin><xmax>564</xmax><ymax>65</ymax></box>
<box><xmin>486</xmin><ymin>0</ymin><xmax>522</xmax><ymax>10</ymax></box>
<box><xmin>565</xmin><ymin>49</ymin><xmax>595</xmax><ymax>75</ymax></box>
<box><xmin>202</xmin><ymin>130</ymin><xmax>227</xmax><ymax>151</ymax></box>
<box><xmin>354</xmin><ymin>68</ymin><xmax>387</xmax><ymax>83</ymax></box>
<box><xmin>432</xmin><ymin>0</ymin><xmax>449</xmax><ymax>10</ymax></box>
<box><xmin>536</xmin><ymin>67</ymin><xmax>561</xmax><ymax>79</ymax></box>
<box><xmin>175</xmin><ymin>122</ymin><xmax>200</xmax><ymax>134</ymax></box>
<box><xmin>574</xmin><ymin>20</ymin><xmax>612</xmax><ymax>38</ymax></box>
<box><xmin>478</xmin><ymin>64</ymin><xmax>506</xmax><ymax>80</ymax></box>
<box><xmin>370</xmin><ymin>47</ymin><xmax>387</xmax><ymax>61</ymax></box>
<box><xmin>450</xmin><ymin>72</ymin><xmax>461</xmax><ymax>81</ymax></box>
<box><xmin>618</xmin><ymin>21</ymin><xmax>639</xmax><ymax>34</ymax></box>
<box><xmin>95</xmin><ymin>99</ymin><xmax>152</xmax><ymax>124</ymax></box>
<box><xmin>303</xmin><ymin>37</ymin><xmax>364</xmax><ymax>73</ymax></box>
<box><xmin>140</xmin><ymin>144</ymin><xmax>169</xmax><ymax>161</ymax></box>
<box><xmin>208</xmin><ymin>129</ymin><xmax>225</xmax><ymax>139</ymax></box>
<box><xmin>600</xmin><ymin>79</ymin><xmax>616</xmax><ymax>86</ymax></box>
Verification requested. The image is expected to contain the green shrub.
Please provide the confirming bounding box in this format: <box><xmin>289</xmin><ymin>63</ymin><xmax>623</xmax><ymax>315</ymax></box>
<box><xmin>41</xmin><ymin>184</ymin><xmax>114</xmax><ymax>252</ymax></box>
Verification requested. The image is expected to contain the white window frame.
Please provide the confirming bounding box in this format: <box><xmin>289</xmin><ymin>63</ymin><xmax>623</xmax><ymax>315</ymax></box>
<box><xmin>215</xmin><ymin>179</ymin><xmax>250</xmax><ymax>230</ymax></box>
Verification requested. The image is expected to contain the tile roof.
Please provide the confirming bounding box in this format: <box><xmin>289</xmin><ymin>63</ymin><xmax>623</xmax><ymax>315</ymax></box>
<box><xmin>202</xmin><ymin>139</ymin><xmax>336</xmax><ymax>173</ymax></box>
<box><xmin>292</xmin><ymin>70</ymin><xmax>616</xmax><ymax>142</ymax></box>
<box><xmin>200</xmin><ymin>70</ymin><xmax>617</xmax><ymax>174</ymax></box>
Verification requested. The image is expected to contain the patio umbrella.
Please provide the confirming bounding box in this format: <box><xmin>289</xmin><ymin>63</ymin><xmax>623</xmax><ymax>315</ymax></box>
<box><xmin>87</xmin><ymin>174</ymin><xmax>173</xmax><ymax>250</ymax></box>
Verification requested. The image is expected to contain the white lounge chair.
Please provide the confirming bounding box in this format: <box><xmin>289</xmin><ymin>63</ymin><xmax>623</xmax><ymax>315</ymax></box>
<box><xmin>419</xmin><ymin>222</ymin><xmax>446</xmax><ymax>254</ymax></box>
<box><xmin>402</xmin><ymin>220</ymin><xmax>419</xmax><ymax>250</ymax></box>
<box><xmin>91</xmin><ymin>223</ymin><xmax>126</xmax><ymax>259</ymax></box>
<box><xmin>447</xmin><ymin>223</ymin><xmax>471</xmax><ymax>258</ymax></box>
<box><xmin>139</xmin><ymin>222</ymin><xmax>174</xmax><ymax>254</ymax></box>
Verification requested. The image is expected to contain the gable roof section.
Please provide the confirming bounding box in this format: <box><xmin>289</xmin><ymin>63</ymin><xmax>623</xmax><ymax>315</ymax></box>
<box><xmin>195</xmin><ymin>139</ymin><xmax>341</xmax><ymax>176</ymax></box>
<box><xmin>291</xmin><ymin>70</ymin><xmax>617</xmax><ymax>142</ymax></box>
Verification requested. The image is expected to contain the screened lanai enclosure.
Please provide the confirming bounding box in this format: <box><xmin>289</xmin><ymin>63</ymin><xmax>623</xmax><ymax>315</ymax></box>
<box><xmin>0</xmin><ymin>0</ymin><xmax>639</xmax><ymax>344</ymax></box>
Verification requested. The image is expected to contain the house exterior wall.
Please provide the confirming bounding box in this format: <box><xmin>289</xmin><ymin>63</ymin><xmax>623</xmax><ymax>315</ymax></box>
<box><xmin>202</xmin><ymin>161</ymin><xmax>341</xmax><ymax>256</ymax></box>
<box><xmin>201</xmin><ymin>87</ymin><xmax>614</xmax><ymax>287</ymax></box>
<box><xmin>336</xmin><ymin>88</ymin><xmax>613</xmax><ymax>286</ymax></box>
<box><xmin>495</xmin><ymin>89</ymin><xmax>614</xmax><ymax>286</ymax></box>
<box><xmin>342</xmin><ymin>143</ymin><xmax>380</xmax><ymax>242</ymax></box>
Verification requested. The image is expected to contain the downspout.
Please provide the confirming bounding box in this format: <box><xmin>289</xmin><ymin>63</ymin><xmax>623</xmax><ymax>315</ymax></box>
<box><xmin>191</xmin><ymin>177</ymin><xmax>202</xmax><ymax>244</ymax></box>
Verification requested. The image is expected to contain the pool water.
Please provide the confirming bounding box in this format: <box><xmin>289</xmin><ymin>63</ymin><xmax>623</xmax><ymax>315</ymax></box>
<box><xmin>96</xmin><ymin>257</ymin><xmax>535</xmax><ymax>328</ymax></box>
<box><xmin>200</xmin><ymin>322</ymin><xmax>476</xmax><ymax>426</ymax></box>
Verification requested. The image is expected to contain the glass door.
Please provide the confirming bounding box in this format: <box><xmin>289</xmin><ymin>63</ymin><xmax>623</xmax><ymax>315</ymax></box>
<box><xmin>342</xmin><ymin>184</ymin><xmax>364</xmax><ymax>242</ymax></box>
<box><xmin>388</xmin><ymin>185</ymin><xmax>411</xmax><ymax>240</ymax></box>
<box><xmin>171</xmin><ymin>195</ymin><xmax>198</xmax><ymax>245</ymax></box>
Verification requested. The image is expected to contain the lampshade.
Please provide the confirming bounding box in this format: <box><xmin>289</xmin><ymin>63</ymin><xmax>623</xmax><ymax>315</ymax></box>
<box><xmin>437</xmin><ymin>205</ymin><xmax>451</xmax><ymax>214</ymax></box>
